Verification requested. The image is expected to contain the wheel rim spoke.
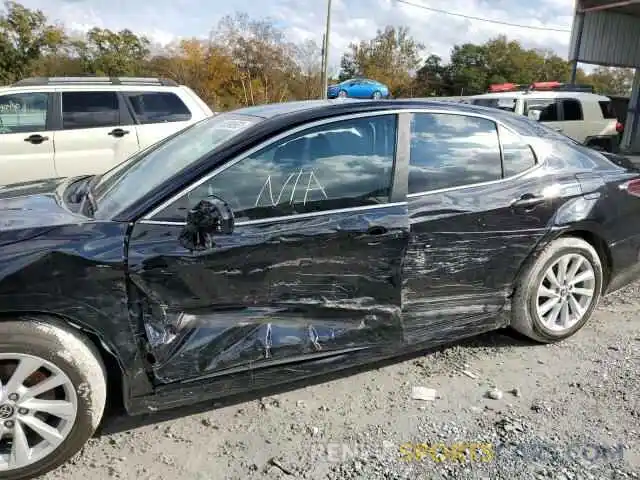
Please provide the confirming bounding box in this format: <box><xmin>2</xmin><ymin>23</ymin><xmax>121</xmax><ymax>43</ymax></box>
<box><xmin>560</xmin><ymin>301</ymin><xmax>571</xmax><ymax>327</ymax></box>
<box><xmin>538</xmin><ymin>285</ymin><xmax>558</xmax><ymax>298</ymax></box>
<box><xmin>568</xmin><ymin>294</ymin><xmax>584</xmax><ymax>317</ymax></box>
<box><xmin>19</xmin><ymin>399</ymin><xmax>75</xmax><ymax>420</ymax></box>
<box><xmin>566</xmin><ymin>255</ymin><xmax>583</xmax><ymax>282</ymax></box>
<box><xmin>10</xmin><ymin>420</ymin><xmax>31</xmax><ymax>468</ymax></box>
<box><xmin>557</xmin><ymin>256</ymin><xmax>570</xmax><ymax>284</ymax></box>
<box><xmin>572</xmin><ymin>287</ymin><xmax>594</xmax><ymax>298</ymax></box>
<box><xmin>539</xmin><ymin>296</ymin><xmax>560</xmax><ymax>316</ymax></box>
<box><xmin>547</xmin><ymin>301</ymin><xmax>563</xmax><ymax>325</ymax></box>
<box><xmin>545</xmin><ymin>269</ymin><xmax>561</xmax><ymax>288</ymax></box>
<box><xmin>570</xmin><ymin>270</ymin><xmax>595</xmax><ymax>286</ymax></box>
<box><xmin>19</xmin><ymin>375</ymin><xmax>67</xmax><ymax>402</ymax></box>
<box><xmin>4</xmin><ymin>356</ymin><xmax>42</xmax><ymax>393</ymax></box>
<box><xmin>18</xmin><ymin>416</ymin><xmax>64</xmax><ymax>446</ymax></box>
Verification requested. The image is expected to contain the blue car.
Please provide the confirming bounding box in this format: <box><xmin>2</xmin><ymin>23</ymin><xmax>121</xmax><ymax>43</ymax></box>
<box><xmin>327</xmin><ymin>78</ymin><xmax>390</xmax><ymax>99</ymax></box>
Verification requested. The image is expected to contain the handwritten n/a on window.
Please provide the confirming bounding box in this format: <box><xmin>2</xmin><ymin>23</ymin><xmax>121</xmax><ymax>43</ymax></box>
<box><xmin>255</xmin><ymin>169</ymin><xmax>328</xmax><ymax>207</ymax></box>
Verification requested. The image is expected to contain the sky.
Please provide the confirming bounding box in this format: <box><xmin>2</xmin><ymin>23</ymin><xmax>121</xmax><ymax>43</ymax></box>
<box><xmin>19</xmin><ymin>0</ymin><xmax>578</xmax><ymax>74</ymax></box>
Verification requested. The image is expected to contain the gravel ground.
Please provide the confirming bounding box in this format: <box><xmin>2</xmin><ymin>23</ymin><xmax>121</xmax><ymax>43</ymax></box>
<box><xmin>42</xmin><ymin>282</ymin><xmax>640</xmax><ymax>480</ymax></box>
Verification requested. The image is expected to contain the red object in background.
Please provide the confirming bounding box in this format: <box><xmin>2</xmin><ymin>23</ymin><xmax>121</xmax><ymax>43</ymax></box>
<box><xmin>531</xmin><ymin>81</ymin><xmax>562</xmax><ymax>90</ymax></box>
<box><xmin>489</xmin><ymin>83</ymin><xmax>521</xmax><ymax>92</ymax></box>
<box><xmin>616</xmin><ymin>121</ymin><xmax>624</xmax><ymax>133</ymax></box>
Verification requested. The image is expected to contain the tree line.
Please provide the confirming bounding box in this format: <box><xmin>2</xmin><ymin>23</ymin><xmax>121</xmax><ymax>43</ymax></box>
<box><xmin>0</xmin><ymin>1</ymin><xmax>635</xmax><ymax>111</ymax></box>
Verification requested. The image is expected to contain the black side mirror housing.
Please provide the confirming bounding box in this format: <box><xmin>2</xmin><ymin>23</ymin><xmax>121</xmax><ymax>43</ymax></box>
<box><xmin>179</xmin><ymin>196</ymin><xmax>234</xmax><ymax>251</ymax></box>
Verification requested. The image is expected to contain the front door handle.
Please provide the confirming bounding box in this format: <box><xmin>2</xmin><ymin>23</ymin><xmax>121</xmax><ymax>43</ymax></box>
<box><xmin>108</xmin><ymin>128</ymin><xmax>130</xmax><ymax>138</ymax></box>
<box><xmin>511</xmin><ymin>193</ymin><xmax>545</xmax><ymax>209</ymax></box>
<box><xmin>24</xmin><ymin>134</ymin><xmax>49</xmax><ymax>144</ymax></box>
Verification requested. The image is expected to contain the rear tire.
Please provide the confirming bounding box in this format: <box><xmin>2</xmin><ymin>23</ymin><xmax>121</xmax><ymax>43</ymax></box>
<box><xmin>0</xmin><ymin>319</ymin><xmax>107</xmax><ymax>480</ymax></box>
<box><xmin>510</xmin><ymin>237</ymin><xmax>603</xmax><ymax>343</ymax></box>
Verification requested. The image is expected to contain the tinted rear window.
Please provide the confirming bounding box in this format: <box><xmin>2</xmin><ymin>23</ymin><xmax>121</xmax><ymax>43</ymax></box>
<box><xmin>599</xmin><ymin>101</ymin><xmax>617</xmax><ymax>119</ymax></box>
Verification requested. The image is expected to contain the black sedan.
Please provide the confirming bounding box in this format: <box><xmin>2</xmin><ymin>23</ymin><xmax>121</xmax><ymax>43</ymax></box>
<box><xmin>2</xmin><ymin>99</ymin><xmax>640</xmax><ymax>479</ymax></box>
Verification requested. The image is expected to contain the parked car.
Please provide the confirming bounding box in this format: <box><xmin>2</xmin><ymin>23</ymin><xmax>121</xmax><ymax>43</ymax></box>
<box><xmin>3</xmin><ymin>99</ymin><xmax>640</xmax><ymax>479</ymax></box>
<box><xmin>327</xmin><ymin>78</ymin><xmax>390</xmax><ymax>99</ymax></box>
<box><xmin>467</xmin><ymin>85</ymin><xmax>623</xmax><ymax>153</ymax></box>
<box><xmin>0</xmin><ymin>76</ymin><xmax>213</xmax><ymax>186</ymax></box>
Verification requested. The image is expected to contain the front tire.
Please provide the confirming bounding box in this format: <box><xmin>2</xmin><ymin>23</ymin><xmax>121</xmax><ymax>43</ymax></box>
<box><xmin>510</xmin><ymin>237</ymin><xmax>603</xmax><ymax>343</ymax></box>
<box><xmin>0</xmin><ymin>319</ymin><xmax>107</xmax><ymax>480</ymax></box>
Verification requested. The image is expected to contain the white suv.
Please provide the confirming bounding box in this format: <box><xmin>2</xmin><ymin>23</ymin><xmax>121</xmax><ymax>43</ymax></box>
<box><xmin>0</xmin><ymin>76</ymin><xmax>213</xmax><ymax>186</ymax></box>
<box><xmin>467</xmin><ymin>89</ymin><xmax>623</xmax><ymax>152</ymax></box>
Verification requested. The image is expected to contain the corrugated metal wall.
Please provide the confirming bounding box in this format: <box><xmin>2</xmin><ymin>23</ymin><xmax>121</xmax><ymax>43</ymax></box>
<box><xmin>569</xmin><ymin>11</ymin><xmax>640</xmax><ymax>68</ymax></box>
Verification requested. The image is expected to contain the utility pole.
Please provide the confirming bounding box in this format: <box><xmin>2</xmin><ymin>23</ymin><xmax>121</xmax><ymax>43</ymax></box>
<box><xmin>320</xmin><ymin>33</ymin><xmax>326</xmax><ymax>97</ymax></box>
<box><xmin>322</xmin><ymin>0</ymin><xmax>332</xmax><ymax>99</ymax></box>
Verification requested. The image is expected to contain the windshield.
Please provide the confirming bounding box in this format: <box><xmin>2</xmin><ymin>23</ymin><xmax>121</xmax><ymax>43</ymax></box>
<box><xmin>91</xmin><ymin>113</ymin><xmax>261</xmax><ymax>219</ymax></box>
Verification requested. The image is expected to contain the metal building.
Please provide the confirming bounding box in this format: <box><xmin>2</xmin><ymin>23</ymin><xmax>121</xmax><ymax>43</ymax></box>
<box><xmin>569</xmin><ymin>0</ymin><xmax>640</xmax><ymax>153</ymax></box>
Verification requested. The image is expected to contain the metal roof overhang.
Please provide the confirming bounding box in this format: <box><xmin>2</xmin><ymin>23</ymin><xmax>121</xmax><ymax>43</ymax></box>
<box><xmin>570</xmin><ymin>0</ymin><xmax>640</xmax><ymax>68</ymax></box>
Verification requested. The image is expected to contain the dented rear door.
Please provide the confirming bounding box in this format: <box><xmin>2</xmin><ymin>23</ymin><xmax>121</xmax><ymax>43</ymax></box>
<box><xmin>126</xmin><ymin>112</ymin><xmax>409</xmax><ymax>384</ymax></box>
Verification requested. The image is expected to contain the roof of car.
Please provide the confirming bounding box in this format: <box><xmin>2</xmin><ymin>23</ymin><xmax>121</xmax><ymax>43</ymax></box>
<box><xmin>230</xmin><ymin>98</ymin><xmax>546</xmax><ymax>135</ymax></box>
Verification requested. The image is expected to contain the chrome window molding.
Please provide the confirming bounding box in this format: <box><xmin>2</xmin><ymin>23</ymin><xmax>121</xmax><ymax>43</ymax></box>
<box><xmin>139</xmin><ymin>201</ymin><xmax>408</xmax><ymax>227</ymax></box>
<box><xmin>141</xmin><ymin>106</ymin><xmax>540</xmax><ymax>222</ymax></box>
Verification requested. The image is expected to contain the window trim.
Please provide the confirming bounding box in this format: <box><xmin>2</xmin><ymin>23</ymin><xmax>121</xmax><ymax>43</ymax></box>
<box><xmin>141</xmin><ymin>110</ymin><xmax>405</xmax><ymax>223</ymax></box>
<box><xmin>406</xmin><ymin>110</ymin><xmax>542</xmax><ymax>199</ymax></box>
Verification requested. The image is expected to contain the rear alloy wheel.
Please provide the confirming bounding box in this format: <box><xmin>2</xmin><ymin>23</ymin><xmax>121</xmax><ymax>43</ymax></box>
<box><xmin>372</xmin><ymin>91</ymin><xmax>382</xmax><ymax>99</ymax></box>
<box><xmin>511</xmin><ymin>237</ymin><xmax>603</xmax><ymax>343</ymax></box>
<box><xmin>0</xmin><ymin>320</ymin><xmax>107</xmax><ymax>480</ymax></box>
<box><xmin>338</xmin><ymin>90</ymin><xmax>348</xmax><ymax>98</ymax></box>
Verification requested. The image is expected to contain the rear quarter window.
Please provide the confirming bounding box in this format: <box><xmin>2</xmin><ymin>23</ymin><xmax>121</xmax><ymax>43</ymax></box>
<box><xmin>598</xmin><ymin>100</ymin><xmax>618</xmax><ymax>119</ymax></box>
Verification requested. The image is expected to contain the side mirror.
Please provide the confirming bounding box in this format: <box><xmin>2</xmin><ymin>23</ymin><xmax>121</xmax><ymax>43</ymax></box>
<box><xmin>179</xmin><ymin>196</ymin><xmax>234</xmax><ymax>252</ymax></box>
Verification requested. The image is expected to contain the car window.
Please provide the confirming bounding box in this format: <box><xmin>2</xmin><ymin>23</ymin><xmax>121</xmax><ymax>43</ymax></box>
<box><xmin>562</xmin><ymin>99</ymin><xmax>583</xmax><ymax>121</ymax></box>
<box><xmin>524</xmin><ymin>99</ymin><xmax>559</xmax><ymax>122</ymax></box>
<box><xmin>0</xmin><ymin>92</ymin><xmax>49</xmax><ymax>134</ymax></box>
<box><xmin>153</xmin><ymin>114</ymin><xmax>398</xmax><ymax>223</ymax></box>
<box><xmin>598</xmin><ymin>100</ymin><xmax>617</xmax><ymax>119</ymax></box>
<box><xmin>498</xmin><ymin>124</ymin><xmax>536</xmax><ymax>177</ymax></box>
<box><xmin>125</xmin><ymin>92</ymin><xmax>192</xmax><ymax>124</ymax></box>
<box><xmin>408</xmin><ymin>113</ymin><xmax>502</xmax><ymax>194</ymax></box>
<box><xmin>62</xmin><ymin>91</ymin><xmax>120</xmax><ymax>130</ymax></box>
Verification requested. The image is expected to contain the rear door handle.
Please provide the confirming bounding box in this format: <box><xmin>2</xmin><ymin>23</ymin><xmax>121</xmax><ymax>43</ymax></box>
<box><xmin>24</xmin><ymin>134</ymin><xmax>49</xmax><ymax>144</ymax></box>
<box><xmin>108</xmin><ymin>128</ymin><xmax>130</xmax><ymax>137</ymax></box>
<box><xmin>511</xmin><ymin>194</ymin><xmax>545</xmax><ymax>209</ymax></box>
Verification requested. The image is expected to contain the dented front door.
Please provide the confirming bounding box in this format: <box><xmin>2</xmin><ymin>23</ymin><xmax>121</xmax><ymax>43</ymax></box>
<box><xmin>126</xmin><ymin>113</ymin><xmax>409</xmax><ymax>384</ymax></box>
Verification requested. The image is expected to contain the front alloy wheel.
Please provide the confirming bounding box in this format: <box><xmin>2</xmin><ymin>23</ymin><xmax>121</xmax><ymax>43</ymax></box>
<box><xmin>0</xmin><ymin>354</ymin><xmax>78</xmax><ymax>470</ymax></box>
<box><xmin>0</xmin><ymin>319</ymin><xmax>107</xmax><ymax>480</ymax></box>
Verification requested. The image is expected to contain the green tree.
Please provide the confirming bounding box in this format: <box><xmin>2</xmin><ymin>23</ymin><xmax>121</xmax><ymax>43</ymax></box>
<box><xmin>338</xmin><ymin>26</ymin><xmax>424</xmax><ymax>96</ymax></box>
<box><xmin>73</xmin><ymin>27</ymin><xmax>151</xmax><ymax>76</ymax></box>
<box><xmin>0</xmin><ymin>1</ymin><xmax>65</xmax><ymax>83</ymax></box>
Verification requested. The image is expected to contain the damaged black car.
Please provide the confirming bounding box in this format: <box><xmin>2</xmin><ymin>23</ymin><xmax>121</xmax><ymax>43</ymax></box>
<box><xmin>2</xmin><ymin>99</ymin><xmax>640</xmax><ymax>479</ymax></box>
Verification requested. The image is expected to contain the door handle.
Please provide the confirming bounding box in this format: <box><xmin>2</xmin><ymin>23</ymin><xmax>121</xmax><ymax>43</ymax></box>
<box><xmin>24</xmin><ymin>134</ymin><xmax>49</xmax><ymax>144</ymax></box>
<box><xmin>367</xmin><ymin>226</ymin><xmax>388</xmax><ymax>236</ymax></box>
<box><xmin>108</xmin><ymin>128</ymin><xmax>130</xmax><ymax>137</ymax></box>
<box><xmin>511</xmin><ymin>194</ymin><xmax>545</xmax><ymax>209</ymax></box>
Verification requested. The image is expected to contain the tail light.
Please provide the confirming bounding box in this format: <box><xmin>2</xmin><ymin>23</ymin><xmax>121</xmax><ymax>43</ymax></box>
<box><xmin>616</xmin><ymin>121</ymin><xmax>624</xmax><ymax>133</ymax></box>
<box><xmin>621</xmin><ymin>178</ymin><xmax>640</xmax><ymax>197</ymax></box>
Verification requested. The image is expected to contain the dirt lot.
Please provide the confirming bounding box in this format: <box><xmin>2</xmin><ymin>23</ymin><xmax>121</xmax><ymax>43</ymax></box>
<box><xmin>42</xmin><ymin>282</ymin><xmax>640</xmax><ymax>480</ymax></box>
